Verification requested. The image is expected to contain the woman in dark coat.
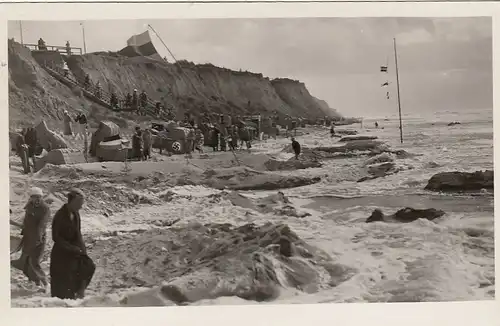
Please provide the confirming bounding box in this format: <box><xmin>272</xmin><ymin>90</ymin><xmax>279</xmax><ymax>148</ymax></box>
<box><xmin>50</xmin><ymin>188</ymin><xmax>95</xmax><ymax>300</ymax></box>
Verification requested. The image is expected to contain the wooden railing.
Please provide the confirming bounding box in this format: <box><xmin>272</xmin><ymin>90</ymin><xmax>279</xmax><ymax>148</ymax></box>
<box><xmin>23</xmin><ymin>43</ymin><xmax>83</xmax><ymax>56</ymax></box>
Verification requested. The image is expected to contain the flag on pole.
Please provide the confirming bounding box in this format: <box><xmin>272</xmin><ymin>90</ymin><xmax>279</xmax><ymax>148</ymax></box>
<box><xmin>380</xmin><ymin>65</ymin><xmax>388</xmax><ymax>72</ymax></box>
<box><xmin>381</xmin><ymin>81</ymin><xmax>389</xmax><ymax>87</ymax></box>
<box><xmin>118</xmin><ymin>30</ymin><xmax>162</xmax><ymax>60</ymax></box>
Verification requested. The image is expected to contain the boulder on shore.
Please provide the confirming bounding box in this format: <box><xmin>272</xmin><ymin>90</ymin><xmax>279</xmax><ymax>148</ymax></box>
<box><xmin>35</xmin><ymin>120</ymin><xmax>68</xmax><ymax>151</ymax></box>
<box><xmin>424</xmin><ymin>170</ymin><xmax>493</xmax><ymax>192</ymax></box>
<box><xmin>339</xmin><ymin>135</ymin><xmax>378</xmax><ymax>142</ymax></box>
<box><xmin>366</xmin><ymin>207</ymin><xmax>446</xmax><ymax>223</ymax></box>
<box><xmin>335</xmin><ymin>129</ymin><xmax>358</xmax><ymax>136</ymax></box>
<box><xmin>367</xmin><ymin>162</ymin><xmax>395</xmax><ymax>177</ymax></box>
<box><xmin>363</xmin><ymin>153</ymin><xmax>394</xmax><ymax>167</ymax></box>
<box><xmin>202</xmin><ymin>167</ymin><xmax>321</xmax><ymax>191</ymax></box>
<box><xmin>357</xmin><ymin>161</ymin><xmax>398</xmax><ymax>183</ymax></box>
<box><xmin>265</xmin><ymin>156</ymin><xmax>322</xmax><ymax>171</ymax></box>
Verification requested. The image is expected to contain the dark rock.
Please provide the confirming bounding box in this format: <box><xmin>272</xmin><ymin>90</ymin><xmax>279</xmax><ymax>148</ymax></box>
<box><xmin>366</xmin><ymin>207</ymin><xmax>446</xmax><ymax>223</ymax></box>
<box><xmin>363</xmin><ymin>153</ymin><xmax>394</xmax><ymax>167</ymax></box>
<box><xmin>342</xmin><ymin>140</ymin><xmax>388</xmax><ymax>152</ymax></box>
<box><xmin>203</xmin><ymin>167</ymin><xmax>321</xmax><ymax>191</ymax></box>
<box><xmin>335</xmin><ymin>129</ymin><xmax>358</xmax><ymax>136</ymax></box>
<box><xmin>339</xmin><ymin>135</ymin><xmax>378</xmax><ymax>142</ymax></box>
<box><xmin>279</xmin><ymin>237</ymin><xmax>294</xmax><ymax>257</ymax></box>
<box><xmin>448</xmin><ymin>122</ymin><xmax>461</xmax><ymax>126</ymax></box>
<box><xmin>367</xmin><ymin>162</ymin><xmax>395</xmax><ymax>176</ymax></box>
<box><xmin>391</xmin><ymin>149</ymin><xmax>421</xmax><ymax>159</ymax></box>
<box><xmin>265</xmin><ymin>156</ymin><xmax>322</xmax><ymax>171</ymax></box>
<box><xmin>425</xmin><ymin>170</ymin><xmax>493</xmax><ymax>192</ymax></box>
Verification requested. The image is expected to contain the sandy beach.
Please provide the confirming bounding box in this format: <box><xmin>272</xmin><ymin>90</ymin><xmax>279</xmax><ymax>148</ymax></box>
<box><xmin>10</xmin><ymin>108</ymin><xmax>494</xmax><ymax>307</ymax></box>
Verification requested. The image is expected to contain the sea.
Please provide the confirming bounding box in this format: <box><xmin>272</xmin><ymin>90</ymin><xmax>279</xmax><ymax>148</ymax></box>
<box><xmin>10</xmin><ymin>107</ymin><xmax>494</xmax><ymax>307</ymax></box>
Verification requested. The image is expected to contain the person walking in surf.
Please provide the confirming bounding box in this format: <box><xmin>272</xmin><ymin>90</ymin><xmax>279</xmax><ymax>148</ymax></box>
<box><xmin>291</xmin><ymin>137</ymin><xmax>301</xmax><ymax>160</ymax></box>
<box><xmin>330</xmin><ymin>125</ymin><xmax>335</xmax><ymax>137</ymax></box>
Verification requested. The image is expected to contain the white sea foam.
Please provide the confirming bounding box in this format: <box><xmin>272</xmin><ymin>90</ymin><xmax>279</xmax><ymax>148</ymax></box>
<box><xmin>10</xmin><ymin>108</ymin><xmax>494</xmax><ymax>307</ymax></box>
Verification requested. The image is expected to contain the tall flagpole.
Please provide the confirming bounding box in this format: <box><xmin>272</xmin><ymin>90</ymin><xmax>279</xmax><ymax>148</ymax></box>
<box><xmin>393</xmin><ymin>37</ymin><xmax>403</xmax><ymax>144</ymax></box>
<box><xmin>19</xmin><ymin>21</ymin><xmax>24</xmax><ymax>45</ymax></box>
<box><xmin>81</xmin><ymin>22</ymin><xmax>87</xmax><ymax>54</ymax></box>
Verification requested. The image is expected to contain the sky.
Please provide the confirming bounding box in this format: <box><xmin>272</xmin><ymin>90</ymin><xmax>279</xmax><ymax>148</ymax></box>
<box><xmin>8</xmin><ymin>17</ymin><xmax>492</xmax><ymax>118</ymax></box>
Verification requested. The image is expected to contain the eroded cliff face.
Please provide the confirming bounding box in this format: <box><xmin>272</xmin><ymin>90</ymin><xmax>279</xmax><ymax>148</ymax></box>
<box><xmin>8</xmin><ymin>40</ymin><xmax>125</xmax><ymax>129</ymax></box>
<box><xmin>9</xmin><ymin>40</ymin><xmax>340</xmax><ymax>128</ymax></box>
<box><xmin>313</xmin><ymin>96</ymin><xmax>340</xmax><ymax>118</ymax></box>
<box><xmin>8</xmin><ymin>40</ymin><xmax>85</xmax><ymax>125</ymax></box>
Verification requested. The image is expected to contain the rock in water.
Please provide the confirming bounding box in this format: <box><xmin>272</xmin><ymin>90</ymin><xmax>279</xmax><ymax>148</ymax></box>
<box><xmin>367</xmin><ymin>162</ymin><xmax>395</xmax><ymax>177</ymax></box>
<box><xmin>424</xmin><ymin>170</ymin><xmax>493</xmax><ymax>192</ymax></box>
<box><xmin>363</xmin><ymin>153</ymin><xmax>394</xmax><ymax>167</ymax></box>
<box><xmin>366</xmin><ymin>207</ymin><xmax>446</xmax><ymax>223</ymax></box>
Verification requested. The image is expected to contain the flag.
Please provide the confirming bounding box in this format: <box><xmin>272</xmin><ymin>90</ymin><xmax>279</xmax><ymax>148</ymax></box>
<box><xmin>118</xmin><ymin>30</ymin><xmax>162</xmax><ymax>61</ymax></box>
<box><xmin>381</xmin><ymin>81</ymin><xmax>389</xmax><ymax>87</ymax></box>
<box><xmin>380</xmin><ymin>66</ymin><xmax>388</xmax><ymax>72</ymax></box>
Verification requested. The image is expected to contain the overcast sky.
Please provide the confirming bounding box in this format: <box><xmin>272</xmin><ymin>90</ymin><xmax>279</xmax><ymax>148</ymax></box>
<box><xmin>8</xmin><ymin>18</ymin><xmax>492</xmax><ymax>118</ymax></box>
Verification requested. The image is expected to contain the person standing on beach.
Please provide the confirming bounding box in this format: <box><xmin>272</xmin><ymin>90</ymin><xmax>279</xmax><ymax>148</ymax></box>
<box><xmin>132</xmin><ymin>127</ymin><xmax>144</xmax><ymax>160</ymax></box>
<box><xmin>24</xmin><ymin>127</ymin><xmax>38</xmax><ymax>169</ymax></box>
<box><xmin>75</xmin><ymin>111</ymin><xmax>88</xmax><ymax>162</ymax></box>
<box><xmin>220</xmin><ymin>131</ymin><xmax>227</xmax><ymax>152</ymax></box>
<box><xmin>50</xmin><ymin>188</ymin><xmax>95</xmax><ymax>300</ymax></box>
<box><xmin>291</xmin><ymin>137</ymin><xmax>301</xmax><ymax>160</ymax></box>
<box><xmin>186</xmin><ymin>127</ymin><xmax>195</xmax><ymax>155</ymax></box>
<box><xmin>330</xmin><ymin>125</ymin><xmax>335</xmax><ymax>137</ymax></box>
<box><xmin>14</xmin><ymin>130</ymin><xmax>30</xmax><ymax>173</ymax></box>
<box><xmin>142</xmin><ymin>128</ymin><xmax>152</xmax><ymax>160</ymax></box>
<box><xmin>194</xmin><ymin>127</ymin><xmax>204</xmax><ymax>154</ymax></box>
<box><xmin>11</xmin><ymin>187</ymin><xmax>50</xmax><ymax>287</ymax></box>
<box><xmin>231</xmin><ymin>126</ymin><xmax>239</xmax><ymax>151</ymax></box>
<box><xmin>211</xmin><ymin>127</ymin><xmax>220</xmax><ymax>152</ymax></box>
<box><xmin>158</xmin><ymin>128</ymin><xmax>168</xmax><ymax>155</ymax></box>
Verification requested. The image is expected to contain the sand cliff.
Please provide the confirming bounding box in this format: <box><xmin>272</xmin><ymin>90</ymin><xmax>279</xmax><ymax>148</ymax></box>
<box><xmin>8</xmin><ymin>39</ymin><xmax>341</xmax><ymax>128</ymax></box>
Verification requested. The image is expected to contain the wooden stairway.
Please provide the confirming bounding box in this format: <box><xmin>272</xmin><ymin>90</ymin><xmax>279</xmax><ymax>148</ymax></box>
<box><xmin>42</xmin><ymin>65</ymin><xmax>168</xmax><ymax>118</ymax></box>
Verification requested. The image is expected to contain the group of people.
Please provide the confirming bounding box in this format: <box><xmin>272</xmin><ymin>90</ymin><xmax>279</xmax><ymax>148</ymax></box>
<box><xmin>207</xmin><ymin>124</ymin><xmax>251</xmax><ymax>152</ymax></box>
<box><xmin>124</xmin><ymin>89</ymin><xmax>149</xmax><ymax>115</ymax></box>
<box><xmin>37</xmin><ymin>38</ymin><xmax>47</xmax><ymax>51</ymax></box>
<box><xmin>36</xmin><ymin>38</ymin><xmax>72</xmax><ymax>56</ymax></box>
<box><xmin>82</xmin><ymin>74</ymin><xmax>102</xmax><ymax>100</ymax></box>
<box><xmin>81</xmin><ymin>75</ymin><xmax>155</xmax><ymax>116</ymax></box>
<box><xmin>11</xmin><ymin>187</ymin><xmax>95</xmax><ymax>299</ymax></box>
<box><xmin>62</xmin><ymin>110</ymin><xmax>88</xmax><ymax>137</ymax></box>
<box><xmin>131</xmin><ymin>126</ymin><xmax>153</xmax><ymax>160</ymax></box>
